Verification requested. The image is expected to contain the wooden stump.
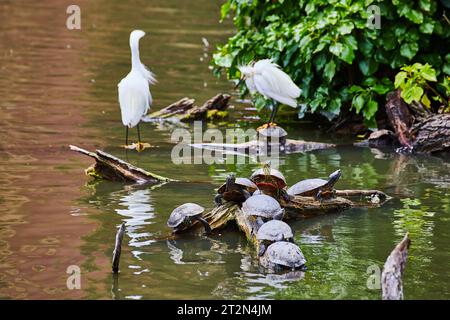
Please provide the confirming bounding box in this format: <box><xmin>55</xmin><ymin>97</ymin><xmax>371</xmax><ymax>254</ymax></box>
<box><xmin>381</xmin><ymin>233</ymin><xmax>411</xmax><ymax>300</ymax></box>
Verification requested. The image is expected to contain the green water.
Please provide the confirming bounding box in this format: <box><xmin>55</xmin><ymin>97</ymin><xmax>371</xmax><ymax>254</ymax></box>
<box><xmin>0</xmin><ymin>0</ymin><xmax>449</xmax><ymax>300</ymax></box>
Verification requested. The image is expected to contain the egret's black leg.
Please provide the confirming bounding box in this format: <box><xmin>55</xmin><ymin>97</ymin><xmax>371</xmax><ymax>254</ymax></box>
<box><xmin>137</xmin><ymin>124</ymin><xmax>142</xmax><ymax>142</ymax></box>
<box><xmin>268</xmin><ymin>101</ymin><xmax>278</xmax><ymax>125</ymax></box>
<box><xmin>125</xmin><ymin>126</ymin><xmax>129</xmax><ymax>146</ymax></box>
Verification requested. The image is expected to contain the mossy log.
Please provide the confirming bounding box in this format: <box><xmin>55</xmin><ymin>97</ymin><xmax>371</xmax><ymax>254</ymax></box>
<box><xmin>69</xmin><ymin>145</ymin><xmax>173</xmax><ymax>184</ymax></box>
<box><xmin>147</xmin><ymin>93</ymin><xmax>231</xmax><ymax>122</ymax></box>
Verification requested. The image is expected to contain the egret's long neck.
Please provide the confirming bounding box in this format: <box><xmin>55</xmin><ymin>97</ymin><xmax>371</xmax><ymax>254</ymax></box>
<box><xmin>130</xmin><ymin>41</ymin><xmax>141</xmax><ymax>71</ymax></box>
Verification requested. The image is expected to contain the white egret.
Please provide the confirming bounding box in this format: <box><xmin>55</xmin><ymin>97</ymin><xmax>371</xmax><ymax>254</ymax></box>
<box><xmin>118</xmin><ymin>30</ymin><xmax>156</xmax><ymax>151</ymax></box>
<box><xmin>238</xmin><ymin>59</ymin><xmax>301</xmax><ymax>127</ymax></box>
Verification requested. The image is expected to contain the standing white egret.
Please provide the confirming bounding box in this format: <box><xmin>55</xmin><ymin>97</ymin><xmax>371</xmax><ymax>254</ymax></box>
<box><xmin>118</xmin><ymin>30</ymin><xmax>156</xmax><ymax>151</ymax></box>
<box><xmin>238</xmin><ymin>59</ymin><xmax>301</xmax><ymax>128</ymax></box>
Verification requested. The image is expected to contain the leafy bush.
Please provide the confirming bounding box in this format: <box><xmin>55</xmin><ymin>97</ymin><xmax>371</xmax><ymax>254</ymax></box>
<box><xmin>394</xmin><ymin>63</ymin><xmax>449</xmax><ymax>112</ymax></box>
<box><xmin>212</xmin><ymin>0</ymin><xmax>450</xmax><ymax>128</ymax></box>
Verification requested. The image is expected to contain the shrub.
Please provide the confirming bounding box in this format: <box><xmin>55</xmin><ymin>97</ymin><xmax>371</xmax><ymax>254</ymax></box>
<box><xmin>212</xmin><ymin>0</ymin><xmax>450</xmax><ymax>128</ymax></box>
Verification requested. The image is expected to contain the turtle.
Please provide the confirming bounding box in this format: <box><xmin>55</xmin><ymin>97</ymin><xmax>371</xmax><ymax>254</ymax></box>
<box><xmin>287</xmin><ymin>169</ymin><xmax>342</xmax><ymax>201</ymax></box>
<box><xmin>256</xmin><ymin>220</ymin><xmax>294</xmax><ymax>257</ymax></box>
<box><xmin>167</xmin><ymin>203</ymin><xmax>211</xmax><ymax>234</ymax></box>
<box><xmin>250</xmin><ymin>163</ymin><xmax>290</xmax><ymax>201</ymax></box>
<box><xmin>241</xmin><ymin>194</ymin><xmax>285</xmax><ymax>227</ymax></box>
<box><xmin>215</xmin><ymin>174</ymin><xmax>258</xmax><ymax>206</ymax></box>
<box><xmin>257</xmin><ymin>125</ymin><xmax>288</xmax><ymax>150</ymax></box>
<box><xmin>259</xmin><ymin>241</ymin><xmax>307</xmax><ymax>272</ymax></box>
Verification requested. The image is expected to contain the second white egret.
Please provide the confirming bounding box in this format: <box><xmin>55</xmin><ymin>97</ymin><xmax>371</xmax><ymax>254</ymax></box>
<box><xmin>238</xmin><ymin>59</ymin><xmax>301</xmax><ymax>127</ymax></box>
<box><xmin>118</xmin><ymin>30</ymin><xmax>156</xmax><ymax>151</ymax></box>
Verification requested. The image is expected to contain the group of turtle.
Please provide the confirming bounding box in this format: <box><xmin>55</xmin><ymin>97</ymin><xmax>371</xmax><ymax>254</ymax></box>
<box><xmin>166</xmin><ymin>163</ymin><xmax>342</xmax><ymax>273</ymax></box>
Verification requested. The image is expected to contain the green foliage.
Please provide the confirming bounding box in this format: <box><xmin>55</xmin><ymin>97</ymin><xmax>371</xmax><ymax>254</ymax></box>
<box><xmin>395</xmin><ymin>63</ymin><xmax>449</xmax><ymax>111</ymax></box>
<box><xmin>213</xmin><ymin>0</ymin><xmax>450</xmax><ymax>126</ymax></box>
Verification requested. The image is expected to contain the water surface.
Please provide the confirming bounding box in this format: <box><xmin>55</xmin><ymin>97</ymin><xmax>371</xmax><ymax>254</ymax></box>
<box><xmin>0</xmin><ymin>0</ymin><xmax>449</xmax><ymax>299</ymax></box>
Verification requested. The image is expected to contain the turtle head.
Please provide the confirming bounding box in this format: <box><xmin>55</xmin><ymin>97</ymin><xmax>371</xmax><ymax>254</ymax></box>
<box><xmin>262</xmin><ymin>161</ymin><xmax>271</xmax><ymax>177</ymax></box>
<box><xmin>225</xmin><ymin>174</ymin><xmax>236</xmax><ymax>191</ymax></box>
<box><xmin>328</xmin><ymin>169</ymin><xmax>342</xmax><ymax>184</ymax></box>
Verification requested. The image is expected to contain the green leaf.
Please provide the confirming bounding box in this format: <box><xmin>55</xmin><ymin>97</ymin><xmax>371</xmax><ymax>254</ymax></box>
<box><xmin>394</xmin><ymin>71</ymin><xmax>407</xmax><ymax>88</ymax></box>
<box><xmin>420</xmin><ymin>64</ymin><xmax>437</xmax><ymax>82</ymax></box>
<box><xmin>329</xmin><ymin>42</ymin><xmax>343</xmax><ymax>57</ymax></box>
<box><xmin>324</xmin><ymin>60</ymin><xmax>336</xmax><ymax>82</ymax></box>
<box><xmin>358</xmin><ymin>59</ymin><xmax>378</xmax><ymax>76</ymax></box>
<box><xmin>400</xmin><ymin>42</ymin><xmax>419</xmax><ymax>60</ymax></box>
<box><xmin>401</xmin><ymin>86</ymin><xmax>424</xmax><ymax>104</ymax></box>
<box><xmin>419</xmin><ymin>22</ymin><xmax>434</xmax><ymax>34</ymax></box>
<box><xmin>364</xmin><ymin>100</ymin><xmax>378</xmax><ymax>119</ymax></box>
<box><xmin>352</xmin><ymin>94</ymin><xmax>365</xmax><ymax>113</ymax></box>
<box><xmin>337</xmin><ymin>22</ymin><xmax>354</xmax><ymax>35</ymax></box>
<box><xmin>372</xmin><ymin>84</ymin><xmax>391</xmax><ymax>95</ymax></box>
<box><xmin>329</xmin><ymin>97</ymin><xmax>342</xmax><ymax>115</ymax></box>
<box><xmin>421</xmin><ymin>94</ymin><xmax>431</xmax><ymax>108</ymax></box>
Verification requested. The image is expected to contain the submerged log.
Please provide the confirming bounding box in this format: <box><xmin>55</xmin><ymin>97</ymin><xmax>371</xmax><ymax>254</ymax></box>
<box><xmin>146</xmin><ymin>93</ymin><xmax>231</xmax><ymax>122</ymax></box>
<box><xmin>69</xmin><ymin>145</ymin><xmax>173</xmax><ymax>184</ymax></box>
<box><xmin>381</xmin><ymin>233</ymin><xmax>411</xmax><ymax>300</ymax></box>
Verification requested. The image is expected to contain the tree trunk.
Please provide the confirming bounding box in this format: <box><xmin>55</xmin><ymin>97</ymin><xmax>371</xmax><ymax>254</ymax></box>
<box><xmin>385</xmin><ymin>90</ymin><xmax>414</xmax><ymax>149</ymax></box>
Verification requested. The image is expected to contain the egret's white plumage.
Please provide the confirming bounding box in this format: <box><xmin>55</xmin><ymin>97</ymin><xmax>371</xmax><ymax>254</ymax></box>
<box><xmin>118</xmin><ymin>30</ymin><xmax>156</xmax><ymax>129</ymax></box>
<box><xmin>239</xmin><ymin>59</ymin><xmax>301</xmax><ymax>108</ymax></box>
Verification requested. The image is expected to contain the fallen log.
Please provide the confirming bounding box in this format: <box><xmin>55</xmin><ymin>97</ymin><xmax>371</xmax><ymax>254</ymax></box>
<box><xmin>69</xmin><ymin>145</ymin><xmax>173</xmax><ymax>184</ymax></box>
<box><xmin>146</xmin><ymin>93</ymin><xmax>231</xmax><ymax>122</ymax></box>
<box><xmin>381</xmin><ymin>233</ymin><xmax>411</xmax><ymax>300</ymax></box>
<box><xmin>411</xmin><ymin>114</ymin><xmax>450</xmax><ymax>153</ymax></box>
<box><xmin>191</xmin><ymin>138</ymin><xmax>335</xmax><ymax>157</ymax></box>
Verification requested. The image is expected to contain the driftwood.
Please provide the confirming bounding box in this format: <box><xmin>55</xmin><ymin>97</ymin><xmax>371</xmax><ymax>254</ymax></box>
<box><xmin>146</xmin><ymin>93</ymin><xmax>231</xmax><ymax>122</ymax></box>
<box><xmin>381</xmin><ymin>233</ymin><xmax>411</xmax><ymax>300</ymax></box>
<box><xmin>112</xmin><ymin>223</ymin><xmax>126</xmax><ymax>274</ymax></box>
<box><xmin>69</xmin><ymin>145</ymin><xmax>173</xmax><ymax>184</ymax></box>
<box><xmin>191</xmin><ymin>139</ymin><xmax>335</xmax><ymax>157</ymax></box>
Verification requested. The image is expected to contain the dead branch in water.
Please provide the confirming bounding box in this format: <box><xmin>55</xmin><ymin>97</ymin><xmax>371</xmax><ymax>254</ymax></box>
<box><xmin>69</xmin><ymin>145</ymin><xmax>173</xmax><ymax>184</ymax></box>
<box><xmin>381</xmin><ymin>233</ymin><xmax>411</xmax><ymax>300</ymax></box>
<box><xmin>112</xmin><ymin>223</ymin><xmax>126</xmax><ymax>274</ymax></box>
<box><xmin>147</xmin><ymin>93</ymin><xmax>231</xmax><ymax>121</ymax></box>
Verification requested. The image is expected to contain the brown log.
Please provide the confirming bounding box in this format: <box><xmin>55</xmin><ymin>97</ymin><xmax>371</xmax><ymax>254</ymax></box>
<box><xmin>411</xmin><ymin>114</ymin><xmax>450</xmax><ymax>153</ymax></box>
<box><xmin>147</xmin><ymin>93</ymin><xmax>231</xmax><ymax>122</ymax></box>
<box><xmin>112</xmin><ymin>223</ymin><xmax>126</xmax><ymax>274</ymax></box>
<box><xmin>69</xmin><ymin>145</ymin><xmax>173</xmax><ymax>184</ymax></box>
<box><xmin>385</xmin><ymin>90</ymin><xmax>414</xmax><ymax>149</ymax></box>
<box><xmin>381</xmin><ymin>233</ymin><xmax>411</xmax><ymax>300</ymax></box>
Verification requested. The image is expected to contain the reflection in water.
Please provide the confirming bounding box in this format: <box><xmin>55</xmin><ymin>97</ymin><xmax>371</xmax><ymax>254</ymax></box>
<box><xmin>114</xmin><ymin>187</ymin><xmax>155</xmax><ymax>249</ymax></box>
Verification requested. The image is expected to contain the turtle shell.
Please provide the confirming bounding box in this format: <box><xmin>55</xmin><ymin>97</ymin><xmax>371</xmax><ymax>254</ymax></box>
<box><xmin>217</xmin><ymin>177</ymin><xmax>257</xmax><ymax>194</ymax></box>
<box><xmin>288</xmin><ymin>169</ymin><xmax>342</xmax><ymax>196</ymax></box>
<box><xmin>257</xmin><ymin>126</ymin><xmax>288</xmax><ymax>138</ymax></box>
<box><xmin>167</xmin><ymin>203</ymin><xmax>204</xmax><ymax>228</ymax></box>
<box><xmin>287</xmin><ymin>178</ymin><xmax>328</xmax><ymax>197</ymax></box>
<box><xmin>262</xmin><ymin>241</ymin><xmax>306</xmax><ymax>269</ymax></box>
<box><xmin>256</xmin><ymin>220</ymin><xmax>294</xmax><ymax>242</ymax></box>
<box><xmin>250</xmin><ymin>168</ymin><xmax>286</xmax><ymax>188</ymax></box>
<box><xmin>242</xmin><ymin>194</ymin><xmax>284</xmax><ymax>219</ymax></box>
